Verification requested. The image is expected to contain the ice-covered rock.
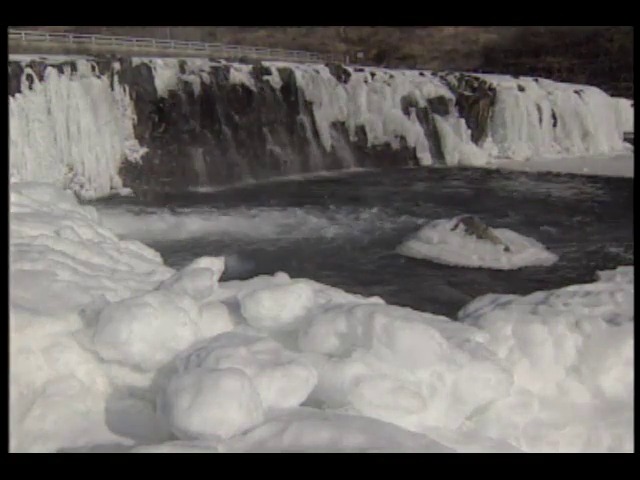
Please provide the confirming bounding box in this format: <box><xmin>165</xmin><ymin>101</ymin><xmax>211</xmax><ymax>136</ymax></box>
<box><xmin>157</xmin><ymin>367</ymin><xmax>264</xmax><ymax>440</ymax></box>
<box><xmin>457</xmin><ymin>267</ymin><xmax>634</xmax><ymax>452</ymax></box>
<box><xmin>197</xmin><ymin>300</ymin><xmax>235</xmax><ymax>338</ymax></box>
<box><xmin>239</xmin><ymin>281</ymin><xmax>317</xmax><ymax>330</ymax></box>
<box><xmin>174</xmin><ymin>332</ymin><xmax>318</xmax><ymax>411</ymax></box>
<box><xmin>92</xmin><ymin>290</ymin><xmax>201</xmax><ymax>371</ymax></box>
<box><xmin>159</xmin><ymin>256</ymin><xmax>225</xmax><ymax>300</ymax></box>
<box><xmin>397</xmin><ymin>215</ymin><xmax>558</xmax><ymax>269</ymax></box>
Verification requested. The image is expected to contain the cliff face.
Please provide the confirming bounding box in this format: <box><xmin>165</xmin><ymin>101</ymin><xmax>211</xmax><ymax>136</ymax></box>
<box><xmin>8</xmin><ymin>55</ymin><xmax>633</xmax><ymax>199</ymax></box>
<box><xmin>115</xmin><ymin>59</ymin><xmax>424</xmax><ymax>192</ymax></box>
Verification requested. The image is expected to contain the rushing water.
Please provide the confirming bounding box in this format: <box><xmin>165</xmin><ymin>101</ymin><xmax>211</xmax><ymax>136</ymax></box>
<box><xmin>94</xmin><ymin>166</ymin><xmax>634</xmax><ymax>317</ymax></box>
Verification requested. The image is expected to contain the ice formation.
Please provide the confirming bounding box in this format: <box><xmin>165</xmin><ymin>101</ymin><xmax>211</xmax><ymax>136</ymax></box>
<box><xmin>140</xmin><ymin>59</ymin><xmax>633</xmax><ymax>166</ymax></box>
<box><xmin>9</xmin><ymin>182</ymin><xmax>633</xmax><ymax>452</ymax></box>
<box><xmin>9</xmin><ymin>55</ymin><xmax>634</xmax><ymax>201</ymax></box>
<box><xmin>9</xmin><ymin>60</ymin><xmax>146</xmax><ymax>199</ymax></box>
<box><xmin>476</xmin><ymin>75</ymin><xmax>633</xmax><ymax>161</ymax></box>
<box><xmin>397</xmin><ymin>216</ymin><xmax>559</xmax><ymax>269</ymax></box>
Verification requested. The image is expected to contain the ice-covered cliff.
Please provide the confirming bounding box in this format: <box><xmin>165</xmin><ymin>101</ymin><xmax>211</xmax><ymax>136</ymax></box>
<box><xmin>8</xmin><ymin>56</ymin><xmax>634</xmax><ymax>198</ymax></box>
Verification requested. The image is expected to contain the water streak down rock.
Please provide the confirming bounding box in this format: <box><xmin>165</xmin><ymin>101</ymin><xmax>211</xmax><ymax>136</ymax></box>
<box><xmin>115</xmin><ymin>60</ymin><xmax>423</xmax><ymax>192</ymax></box>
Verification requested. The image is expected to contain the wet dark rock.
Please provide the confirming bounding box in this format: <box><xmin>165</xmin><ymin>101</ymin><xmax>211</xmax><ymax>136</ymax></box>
<box><xmin>52</xmin><ymin>61</ymin><xmax>80</xmax><ymax>77</ymax></box>
<box><xmin>436</xmin><ymin>72</ymin><xmax>496</xmax><ymax>145</ymax></box>
<box><xmin>536</xmin><ymin>103</ymin><xmax>543</xmax><ymax>126</ymax></box>
<box><xmin>326</xmin><ymin>63</ymin><xmax>352</xmax><ymax>84</ymax></box>
<box><xmin>427</xmin><ymin>95</ymin><xmax>450</xmax><ymax>117</ymax></box>
<box><xmin>451</xmin><ymin>215</ymin><xmax>511</xmax><ymax>252</ymax></box>
<box><xmin>251</xmin><ymin>62</ymin><xmax>272</xmax><ymax>79</ymax></box>
<box><xmin>8</xmin><ymin>61</ymin><xmax>23</xmax><ymax>96</ymax></box>
<box><xmin>25</xmin><ymin>60</ymin><xmax>51</xmax><ymax>82</ymax></box>
<box><xmin>400</xmin><ymin>94</ymin><xmax>445</xmax><ymax>164</ymax></box>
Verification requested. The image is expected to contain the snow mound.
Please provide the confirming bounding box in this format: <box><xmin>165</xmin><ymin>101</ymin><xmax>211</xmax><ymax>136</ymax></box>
<box><xmin>239</xmin><ymin>281</ymin><xmax>317</xmax><ymax>330</ymax></box>
<box><xmin>92</xmin><ymin>290</ymin><xmax>201</xmax><ymax>371</ymax></box>
<box><xmin>10</xmin><ymin>182</ymin><xmax>173</xmax><ymax>312</ymax></box>
<box><xmin>457</xmin><ymin>266</ymin><xmax>634</xmax><ymax>452</ymax></box>
<box><xmin>159</xmin><ymin>256</ymin><xmax>225</xmax><ymax>300</ymax></box>
<box><xmin>458</xmin><ymin>265</ymin><xmax>634</xmax><ymax>399</ymax></box>
<box><xmin>397</xmin><ymin>216</ymin><xmax>558</xmax><ymax>269</ymax></box>
<box><xmin>197</xmin><ymin>300</ymin><xmax>235</xmax><ymax>339</ymax></box>
<box><xmin>157</xmin><ymin>367</ymin><xmax>264</xmax><ymax>440</ymax></box>
<box><xmin>299</xmin><ymin>303</ymin><xmax>513</xmax><ymax>434</ymax></box>
<box><xmin>174</xmin><ymin>332</ymin><xmax>318</xmax><ymax>411</ymax></box>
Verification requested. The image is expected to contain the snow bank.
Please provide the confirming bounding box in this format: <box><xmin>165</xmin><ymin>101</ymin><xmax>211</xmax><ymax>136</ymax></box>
<box><xmin>10</xmin><ymin>182</ymin><xmax>633</xmax><ymax>452</ymax></box>
<box><xmin>397</xmin><ymin>216</ymin><xmax>558</xmax><ymax>269</ymax></box>
<box><xmin>457</xmin><ymin>265</ymin><xmax>634</xmax><ymax>452</ymax></box>
<box><xmin>9</xmin><ymin>60</ymin><xmax>146</xmax><ymax>199</ymax></box>
<box><xmin>10</xmin><ymin>182</ymin><xmax>173</xmax><ymax>452</ymax></box>
<box><xmin>171</xmin><ymin>332</ymin><xmax>318</xmax><ymax>412</ymax></box>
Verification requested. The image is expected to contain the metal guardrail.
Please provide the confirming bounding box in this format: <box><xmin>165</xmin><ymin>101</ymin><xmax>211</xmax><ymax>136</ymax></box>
<box><xmin>8</xmin><ymin>29</ymin><xmax>344</xmax><ymax>64</ymax></box>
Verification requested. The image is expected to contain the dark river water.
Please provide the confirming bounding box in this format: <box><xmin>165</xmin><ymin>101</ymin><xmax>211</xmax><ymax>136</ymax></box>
<box><xmin>94</xmin><ymin>167</ymin><xmax>634</xmax><ymax>317</ymax></box>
